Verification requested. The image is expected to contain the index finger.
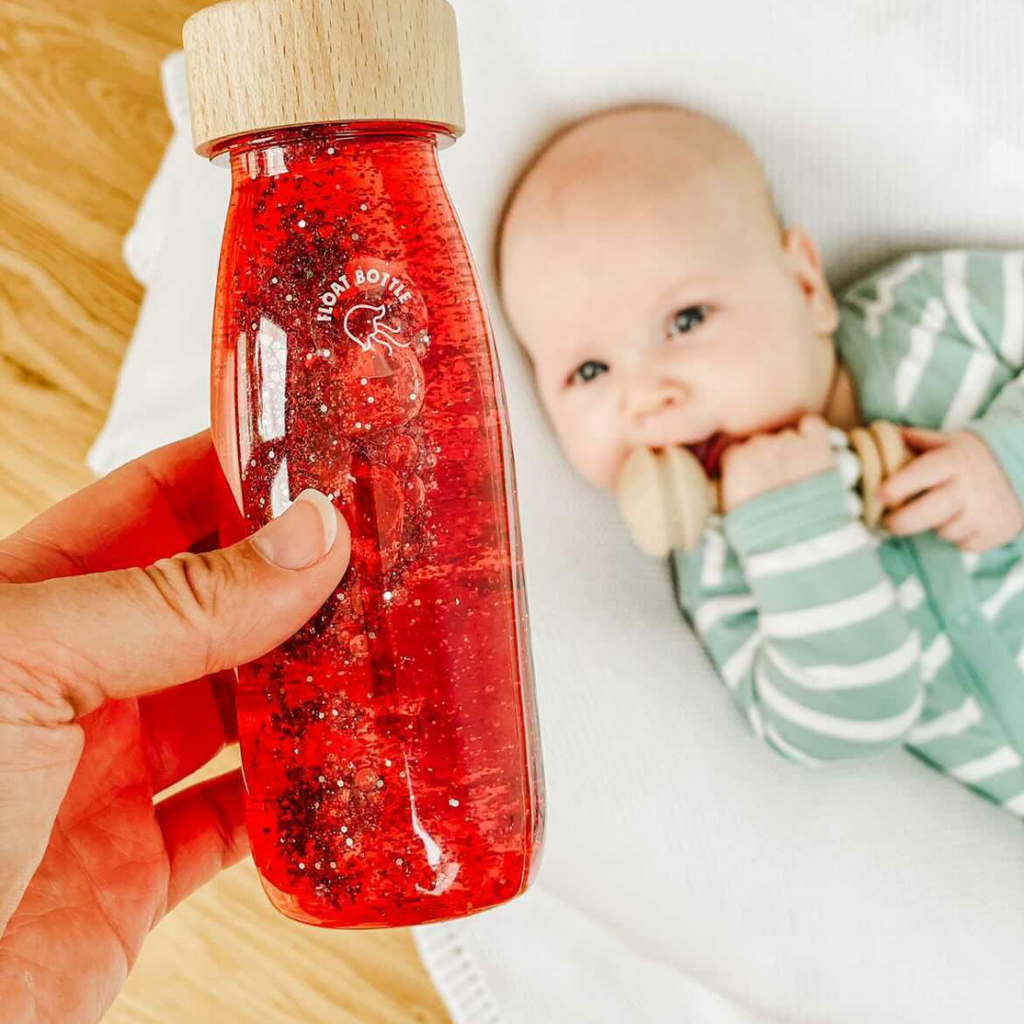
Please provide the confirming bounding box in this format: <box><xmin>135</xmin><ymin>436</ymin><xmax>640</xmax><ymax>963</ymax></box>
<box><xmin>901</xmin><ymin>426</ymin><xmax>949</xmax><ymax>453</ymax></box>
<box><xmin>877</xmin><ymin>447</ymin><xmax>955</xmax><ymax>508</ymax></box>
<box><xmin>0</xmin><ymin>431</ymin><xmax>225</xmax><ymax>584</ymax></box>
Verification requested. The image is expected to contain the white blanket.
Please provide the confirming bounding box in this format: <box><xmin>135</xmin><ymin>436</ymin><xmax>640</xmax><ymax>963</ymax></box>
<box><xmin>92</xmin><ymin>3</ymin><xmax>1024</xmax><ymax>1021</ymax></box>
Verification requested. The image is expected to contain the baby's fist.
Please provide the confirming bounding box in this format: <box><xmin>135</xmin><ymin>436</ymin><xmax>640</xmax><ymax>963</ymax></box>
<box><xmin>878</xmin><ymin>427</ymin><xmax>1024</xmax><ymax>552</ymax></box>
<box><xmin>721</xmin><ymin>414</ymin><xmax>836</xmax><ymax>512</ymax></box>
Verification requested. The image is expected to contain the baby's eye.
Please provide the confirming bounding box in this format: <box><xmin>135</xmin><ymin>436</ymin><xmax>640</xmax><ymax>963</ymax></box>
<box><xmin>669</xmin><ymin>304</ymin><xmax>708</xmax><ymax>335</ymax></box>
<box><xmin>569</xmin><ymin>360</ymin><xmax>610</xmax><ymax>386</ymax></box>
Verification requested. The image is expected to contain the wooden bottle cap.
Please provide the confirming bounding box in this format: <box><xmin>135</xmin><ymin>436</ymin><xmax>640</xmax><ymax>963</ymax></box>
<box><xmin>182</xmin><ymin>0</ymin><xmax>466</xmax><ymax>157</ymax></box>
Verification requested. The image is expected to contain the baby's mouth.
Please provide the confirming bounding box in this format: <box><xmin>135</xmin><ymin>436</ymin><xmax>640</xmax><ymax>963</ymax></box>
<box><xmin>684</xmin><ymin>432</ymin><xmax>730</xmax><ymax>477</ymax></box>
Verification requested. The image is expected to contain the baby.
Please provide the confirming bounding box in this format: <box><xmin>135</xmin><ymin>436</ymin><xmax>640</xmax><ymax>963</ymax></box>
<box><xmin>496</xmin><ymin>102</ymin><xmax>1024</xmax><ymax>816</ymax></box>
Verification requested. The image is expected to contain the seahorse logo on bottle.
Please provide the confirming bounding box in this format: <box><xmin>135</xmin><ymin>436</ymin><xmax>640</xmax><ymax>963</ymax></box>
<box><xmin>342</xmin><ymin>303</ymin><xmax>408</xmax><ymax>356</ymax></box>
<box><xmin>315</xmin><ymin>257</ymin><xmax>430</xmax><ymax>438</ymax></box>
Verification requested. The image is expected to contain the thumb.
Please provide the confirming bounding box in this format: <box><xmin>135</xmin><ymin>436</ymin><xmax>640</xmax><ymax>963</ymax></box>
<box><xmin>0</xmin><ymin>489</ymin><xmax>351</xmax><ymax>721</ymax></box>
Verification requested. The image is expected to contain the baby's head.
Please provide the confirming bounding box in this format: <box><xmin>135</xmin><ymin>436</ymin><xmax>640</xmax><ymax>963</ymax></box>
<box><xmin>495</xmin><ymin>103</ymin><xmax>840</xmax><ymax>491</ymax></box>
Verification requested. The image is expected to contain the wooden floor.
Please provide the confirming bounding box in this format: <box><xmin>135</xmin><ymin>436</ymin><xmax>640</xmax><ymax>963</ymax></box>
<box><xmin>0</xmin><ymin>1</ymin><xmax>451</xmax><ymax>1020</ymax></box>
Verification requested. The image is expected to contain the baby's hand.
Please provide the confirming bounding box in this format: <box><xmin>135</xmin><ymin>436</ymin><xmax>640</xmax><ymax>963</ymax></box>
<box><xmin>878</xmin><ymin>427</ymin><xmax>1024</xmax><ymax>552</ymax></box>
<box><xmin>721</xmin><ymin>414</ymin><xmax>836</xmax><ymax>512</ymax></box>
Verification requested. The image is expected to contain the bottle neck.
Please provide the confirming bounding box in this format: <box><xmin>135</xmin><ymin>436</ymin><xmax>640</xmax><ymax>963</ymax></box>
<box><xmin>211</xmin><ymin>120</ymin><xmax>453</xmax><ymax>178</ymax></box>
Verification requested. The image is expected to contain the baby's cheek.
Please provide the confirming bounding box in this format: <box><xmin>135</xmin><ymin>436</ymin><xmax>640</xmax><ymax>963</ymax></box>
<box><xmin>555</xmin><ymin>412</ymin><xmax>623</xmax><ymax>491</ymax></box>
<box><xmin>713</xmin><ymin>337</ymin><xmax>801</xmax><ymax>428</ymax></box>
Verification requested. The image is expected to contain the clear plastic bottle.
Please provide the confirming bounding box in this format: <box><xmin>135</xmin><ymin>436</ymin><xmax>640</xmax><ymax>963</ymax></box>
<box><xmin>184</xmin><ymin>0</ymin><xmax>544</xmax><ymax>928</ymax></box>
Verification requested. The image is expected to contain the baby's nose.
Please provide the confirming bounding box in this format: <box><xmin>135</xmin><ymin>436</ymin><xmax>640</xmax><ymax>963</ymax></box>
<box><xmin>624</xmin><ymin>377</ymin><xmax>685</xmax><ymax>429</ymax></box>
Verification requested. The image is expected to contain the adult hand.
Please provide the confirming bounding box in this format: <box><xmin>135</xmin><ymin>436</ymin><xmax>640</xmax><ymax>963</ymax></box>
<box><xmin>878</xmin><ymin>427</ymin><xmax>1024</xmax><ymax>552</ymax></box>
<box><xmin>0</xmin><ymin>432</ymin><xmax>351</xmax><ymax>1024</ymax></box>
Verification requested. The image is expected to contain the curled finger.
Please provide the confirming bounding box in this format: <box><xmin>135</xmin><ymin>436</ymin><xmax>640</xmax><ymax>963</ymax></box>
<box><xmin>156</xmin><ymin>768</ymin><xmax>249</xmax><ymax>914</ymax></box>
<box><xmin>884</xmin><ymin>484</ymin><xmax>962</xmax><ymax>536</ymax></box>
<box><xmin>877</xmin><ymin>448</ymin><xmax>954</xmax><ymax>508</ymax></box>
<box><xmin>936</xmin><ymin>510</ymin><xmax>975</xmax><ymax>546</ymax></box>
<box><xmin>900</xmin><ymin>426</ymin><xmax>949</xmax><ymax>452</ymax></box>
<box><xmin>139</xmin><ymin>671</ymin><xmax>238</xmax><ymax>795</ymax></box>
<box><xmin>960</xmin><ymin>531</ymin><xmax>991</xmax><ymax>554</ymax></box>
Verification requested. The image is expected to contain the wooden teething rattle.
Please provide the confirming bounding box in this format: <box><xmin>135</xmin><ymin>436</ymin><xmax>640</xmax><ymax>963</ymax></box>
<box><xmin>616</xmin><ymin>421</ymin><xmax>910</xmax><ymax>557</ymax></box>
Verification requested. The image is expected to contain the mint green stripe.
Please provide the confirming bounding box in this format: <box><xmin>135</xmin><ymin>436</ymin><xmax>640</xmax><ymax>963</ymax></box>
<box><xmin>761</xmin><ymin>713</ymin><xmax>903</xmax><ymax>762</ymax></box>
<box><xmin>903</xmin><ymin>335</ymin><xmax>972</xmax><ymax>427</ymax></box>
<box><xmin>965</xmin><ymin>249</ymin><xmax>1009</xmax><ymax>347</ymax></box>
<box><xmin>759</xmin><ymin>651</ymin><xmax>919</xmax><ymax>722</ymax></box>
<box><xmin>750</xmin><ymin>546</ymin><xmax>884</xmax><ymax>612</ymax></box>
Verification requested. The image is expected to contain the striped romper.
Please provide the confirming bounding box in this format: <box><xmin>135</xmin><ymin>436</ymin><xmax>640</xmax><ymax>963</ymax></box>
<box><xmin>671</xmin><ymin>249</ymin><xmax>1024</xmax><ymax>818</ymax></box>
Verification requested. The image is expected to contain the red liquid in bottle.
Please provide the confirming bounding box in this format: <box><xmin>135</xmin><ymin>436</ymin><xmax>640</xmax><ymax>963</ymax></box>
<box><xmin>210</xmin><ymin>123</ymin><xmax>544</xmax><ymax>927</ymax></box>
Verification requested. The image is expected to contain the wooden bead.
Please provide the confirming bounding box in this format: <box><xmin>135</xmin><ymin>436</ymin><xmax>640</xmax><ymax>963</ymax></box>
<box><xmin>868</xmin><ymin>419</ymin><xmax>910</xmax><ymax>478</ymax></box>
<box><xmin>848</xmin><ymin>427</ymin><xmax>884</xmax><ymax>528</ymax></box>
<box><xmin>617</xmin><ymin>446</ymin><xmax>712</xmax><ymax>556</ymax></box>
<box><xmin>183</xmin><ymin>0</ymin><xmax>465</xmax><ymax>156</ymax></box>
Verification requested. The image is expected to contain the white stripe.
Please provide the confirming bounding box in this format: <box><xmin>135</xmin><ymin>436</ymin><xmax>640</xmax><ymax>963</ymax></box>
<box><xmin>700</xmin><ymin>528</ymin><xmax>727</xmax><ymax>589</ymax></box>
<box><xmin>982</xmin><ymin>560</ymin><xmax>1024</xmax><ymax>621</ymax></box>
<box><xmin>962</xmin><ymin>550</ymin><xmax>982</xmax><ymax>573</ymax></box>
<box><xmin>950</xmin><ymin>745</ymin><xmax>1022</xmax><ymax>783</ymax></box>
<box><xmin>765</xmin><ymin>631</ymin><xmax>921</xmax><ymax>691</ymax></box>
<box><xmin>747</xmin><ymin>704</ymin><xmax>765</xmax><ymax>740</ymax></box>
<box><xmin>846</xmin><ymin>490</ymin><xmax>864</xmax><ymax>521</ymax></box>
<box><xmin>755</xmin><ymin>664</ymin><xmax>923</xmax><ymax>743</ymax></box>
<box><xmin>921</xmin><ymin>634</ymin><xmax>953</xmax><ymax>683</ymax></box>
<box><xmin>1003</xmin><ymin>792</ymin><xmax>1024</xmax><ymax>816</ymax></box>
<box><xmin>907</xmin><ymin>697</ymin><xmax>982</xmax><ymax>745</ymax></box>
<box><xmin>861</xmin><ymin>256</ymin><xmax>923</xmax><ymax>338</ymax></box>
<box><xmin>695</xmin><ymin>593</ymin><xmax>756</xmax><ymax>634</ymax></box>
<box><xmin>898</xmin><ymin>575</ymin><xmax>926</xmax><ymax>612</ymax></box>
<box><xmin>745</xmin><ymin>521</ymin><xmax>870</xmax><ymax>579</ymax></box>
<box><xmin>895</xmin><ymin>297</ymin><xmax>945</xmax><ymax>412</ymax></box>
<box><xmin>942</xmin><ymin>250</ymin><xmax>998</xmax><ymax>429</ymax></box>
<box><xmin>722</xmin><ymin>630</ymin><xmax>760</xmax><ymax>691</ymax></box>
<box><xmin>760</xmin><ymin>580</ymin><xmax>894</xmax><ymax>639</ymax></box>
<box><xmin>942</xmin><ymin>350</ymin><xmax>997</xmax><ymax>430</ymax></box>
<box><xmin>999</xmin><ymin>252</ymin><xmax>1024</xmax><ymax>365</ymax></box>
<box><xmin>943</xmin><ymin>251</ymin><xmax>990</xmax><ymax>352</ymax></box>
<box><xmin>765</xmin><ymin>722</ymin><xmax>824</xmax><ymax>766</ymax></box>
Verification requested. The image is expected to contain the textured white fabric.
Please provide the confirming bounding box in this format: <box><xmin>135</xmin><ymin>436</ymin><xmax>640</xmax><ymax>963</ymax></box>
<box><xmin>90</xmin><ymin>3</ymin><xmax>1024</xmax><ymax>1022</ymax></box>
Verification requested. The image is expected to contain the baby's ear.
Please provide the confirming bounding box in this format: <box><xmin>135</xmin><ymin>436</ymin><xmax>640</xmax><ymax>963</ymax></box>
<box><xmin>782</xmin><ymin>226</ymin><xmax>839</xmax><ymax>334</ymax></box>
